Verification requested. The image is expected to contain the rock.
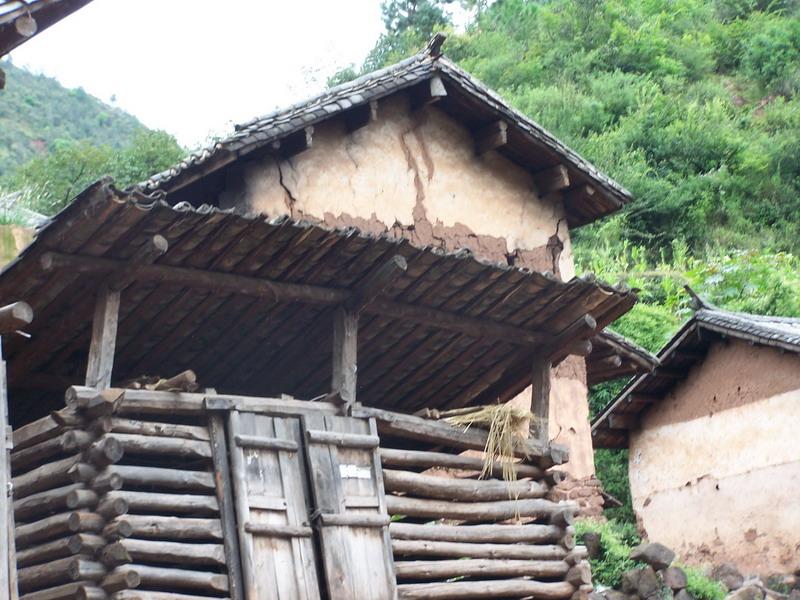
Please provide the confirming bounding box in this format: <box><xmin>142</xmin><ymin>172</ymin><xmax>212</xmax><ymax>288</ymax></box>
<box><xmin>583</xmin><ymin>532</ymin><xmax>602</xmax><ymax>559</ymax></box>
<box><xmin>631</xmin><ymin>543</ymin><xmax>676</xmax><ymax>570</ymax></box>
<box><xmin>788</xmin><ymin>591</ymin><xmax>800</xmax><ymax>600</ymax></box>
<box><xmin>713</xmin><ymin>563</ymin><xmax>745</xmax><ymax>591</ymax></box>
<box><xmin>727</xmin><ymin>585</ymin><xmax>765</xmax><ymax>600</ymax></box>
<box><xmin>602</xmin><ymin>590</ymin><xmax>628</xmax><ymax>600</ymax></box>
<box><xmin>662</xmin><ymin>567</ymin><xmax>689</xmax><ymax>591</ymax></box>
<box><xmin>589</xmin><ymin>592</ymin><xmax>606</xmax><ymax>600</ymax></box>
<box><xmin>638</xmin><ymin>566</ymin><xmax>662</xmax><ymax>599</ymax></box>
<box><xmin>622</xmin><ymin>568</ymin><xmax>642</xmax><ymax>594</ymax></box>
<box><xmin>676</xmin><ymin>589</ymin><xmax>696</xmax><ymax>600</ymax></box>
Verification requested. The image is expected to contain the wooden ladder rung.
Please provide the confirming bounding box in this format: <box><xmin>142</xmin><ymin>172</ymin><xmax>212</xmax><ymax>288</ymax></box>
<box><xmin>245</xmin><ymin>522</ymin><xmax>313</xmax><ymax>538</ymax></box>
<box><xmin>306</xmin><ymin>430</ymin><xmax>379</xmax><ymax>448</ymax></box>
<box><xmin>235</xmin><ymin>434</ymin><xmax>298</xmax><ymax>452</ymax></box>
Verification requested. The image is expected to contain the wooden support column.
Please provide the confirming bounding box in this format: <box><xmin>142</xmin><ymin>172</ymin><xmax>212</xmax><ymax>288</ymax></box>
<box><xmin>0</xmin><ymin>302</ymin><xmax>31</xmax><ymax>600</ymax></box>
<box><xmin>331</xmin><ymin>307</ymin><xmax>359</xmax><ymax>411</ymax></box>
<box><xmin>85</xmin><ymin>286</ymin><xmax>121</xmax><ymax>390</ymax></box>
<box><xmin>531</xmin><ymin>356</ymin><xmax>551</xmax><ymax>445</ymax></box>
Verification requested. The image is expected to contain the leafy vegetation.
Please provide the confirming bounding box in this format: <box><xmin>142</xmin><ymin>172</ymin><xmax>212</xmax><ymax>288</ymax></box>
<box><xmin>0</xmin><ymin>61</ymin><xmax>185</xmax><ymax>219</ymax></box>
<box><xmin>0</xmin><ymin>61</ymin><xmax>143</xmax><ymax>178</ymax></box>
<box><xmin>684</xmin><ymin>565</ymin><xmax>727</xmax><ymax>600</ymax></box>
<box><xmin>577</xmin><ymin>520</ymin><xmax>727</xmax><ymax>600</ymax></box>
<box><xmin>4</xmin><ymin>130</ymin><xmax>184</xmax><ymax>216</ymax></box>
<box><xmin>575</xmin><ymin>518</ymin><xmax>642</xmax><ymax>587</ymax></box>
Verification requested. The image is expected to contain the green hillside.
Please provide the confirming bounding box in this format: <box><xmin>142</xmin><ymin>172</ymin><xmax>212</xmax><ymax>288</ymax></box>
<box><xmin>0</xmin><ymin>60</ymin><xmax>143</xmax><ymax>178</ymax></box>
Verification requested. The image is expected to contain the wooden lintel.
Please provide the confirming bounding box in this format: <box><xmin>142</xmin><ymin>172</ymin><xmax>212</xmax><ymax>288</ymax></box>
<box><xmin>346</xmin><ymin>254</ymin><xmax>407</xmax><ymax>313</ymax></box>
<box><xmin>40</xmin><ymin>251</ymin><xmax>555</xmax><ymax>347</ymax></box>
<box><xmin>608</xmin><ymin>414</ymin><xmax>638</xmax><ymax>430</ymax></box>
<box><xmin>85</xmin><ymin>286</ymin><xmax>121</xmax><ymax>390</ymax></box>
<box><xmin>474</xmin><ymin>120</ymin><xmax>508</xmax><ymax>155</ymax></box>
<box><xmin>331</xmin><ymin>307</ymin><xmax>358</xmax><ymax>409</ymax></box>
<box><xmin>0</xmin><ymin>301</ymin><xmax>33</xmax><ymax>334</ymax></box>
<box><xmin>530</xmin><ymin>356</ymin><xmax>551</xmax><ymax>445</ymax></box>
<box><xmin>533</xmin><ymin>164</ymin><xmax>570</xmax><ymax>194</ymax></box>
<box><xmin>273</xmin><ymin>126</ymin><xmax>314</xmax><ymax>159</ymax></box>
<box><xmin>410</xmin><ymin>76</ymin><xmax>447</xmax><ymax>111</ymax></box>
<box><xmin>345</xmin><ymin>100</ymin><xmax>378</xmax><ymax>132</ymax></box>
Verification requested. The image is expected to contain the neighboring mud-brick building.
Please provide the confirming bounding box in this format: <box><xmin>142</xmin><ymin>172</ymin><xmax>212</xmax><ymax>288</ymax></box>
<box><xmin>592</xmin><ymin>304</ymin><xmax>800</xmax><ymax>576</ymax></box>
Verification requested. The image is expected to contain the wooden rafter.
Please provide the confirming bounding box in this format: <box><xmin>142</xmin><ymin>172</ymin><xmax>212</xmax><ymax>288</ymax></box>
<box><xmin>40</xmin><ymin>251</ymin><xmax>564</xmax><ymax>348</ymax></box>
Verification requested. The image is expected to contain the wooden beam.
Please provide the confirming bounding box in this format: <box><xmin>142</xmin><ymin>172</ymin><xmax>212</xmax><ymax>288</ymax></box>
<box><xmin>564</xmin><ymin>184</ymin><xmax>596</xmax><ymax>207</ymax></box>
<box><xmin>410</xmin><ymin>76</ymin><xmax>447</xmax><ymax>111</ymax></box>
<box><xmin>564</xmin><ymin>339</ymin><xmax>592</xmax><ymax>357</ymax></box>
<box><xmin>271</xmin><ymin>126</ymin><xmax>313</xmax><ymax>159</ymax></box>
<box><xmin>531</xmin><ymin>356</ymin><xmax>551</xmax><ymax>445</ymax></box>
<box><xmin>331</xmin><ymin>307</ymin><xmax>358</xmax><ymax>409</ymax></box>
<box><xmin>345</xmin><ymin>100</ymin><xmax>378</xmax><ymax>132</ymax></box>
<box><xmin>40</xmin><ymin>251</ymin><xmax>556</xmax><ymax>347</ymax></box>
<box><xmin>546</xmin><ymin>314</ymin><xmax>597</xmax><ymax>357</ymax></box>
<box><xmin>474</xmin><ymin>121</ymin><xmax>507</xmax><ymax>155</ymax></box>
<box><xmin>85</xmin><ymin>286</ymin><xmax>120</xmax><ymax>390</ymax></box>
<box><xmin>346</xmin><ymin>254</ymin><xmax>407</xmax><ymax>313</ymax></box>
<box><xmin>0</xmin><ymin>302</ymin><xmax>33</xmax><ymax>334</ymax></box>
<box><xmin>533</xmin><ymin>165</ymin><xmax>570</xmax><ymax>194</ymax></box>
<box><xmin>608</xmin><ymin>414</ymin><xmax>638</xmax><ymax>430</ymax></box>
<box><xmin>109</xmin><ymin>235</ymin><xmax>168</xmax><ymax>291</ymax></box>
<box><xmin>591</xmin><ymin>355</ymin><xmax>622</xmax><ymax>370</ymax></box>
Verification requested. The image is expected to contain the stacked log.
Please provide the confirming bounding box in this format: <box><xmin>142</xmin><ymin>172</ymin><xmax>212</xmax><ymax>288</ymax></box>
<box><xmin>380</xmin><ymin>445</ymin><xmax>592</xmax><ymax>599</ymax></box>
<box><xmin>11</xmin><ymin>387</ymin><xmax>230</xmax><ymax>600</ymax></box>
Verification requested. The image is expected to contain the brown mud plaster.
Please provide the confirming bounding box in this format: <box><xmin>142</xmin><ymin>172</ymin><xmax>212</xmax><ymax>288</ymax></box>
<box><xmin>553</xmin><ymin>355</ymin><xmax>587</xmax><ymax>382</ymax></box>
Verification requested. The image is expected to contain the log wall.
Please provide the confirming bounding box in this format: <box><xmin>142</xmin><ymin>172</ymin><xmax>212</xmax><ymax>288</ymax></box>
<box><xmin>8</xmin><ymin>386</ymin><xmax>592</xmax><ymax>599</ymax></box>
<box><xmin>378</xmin><ymin>441</ymin><xmax>592</xmax><ymax>599</ymax></box>
<box><xmin>10</xmin><ymin>389</ymin><xmax>232</xmax><ymax>600</ymax></box>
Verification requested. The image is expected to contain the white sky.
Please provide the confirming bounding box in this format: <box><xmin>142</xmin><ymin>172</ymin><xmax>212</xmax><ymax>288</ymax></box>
<box><xmin>7</xmin><ymin>0</ymin><xmax>386</xmax><ymax>147</ymax></box>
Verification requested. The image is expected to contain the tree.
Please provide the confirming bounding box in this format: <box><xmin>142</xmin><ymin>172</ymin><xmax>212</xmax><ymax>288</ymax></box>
<box><xmin>4</xmin><ymin>128</ymin><xmax>184</xmax><ymax>215</ymax></box>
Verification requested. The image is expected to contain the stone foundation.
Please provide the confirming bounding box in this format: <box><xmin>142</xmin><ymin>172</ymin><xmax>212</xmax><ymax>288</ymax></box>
<box><xmin>549</xmin><ymin>475</ymin><xmax>605</xmax><ymax>519</ymax></box>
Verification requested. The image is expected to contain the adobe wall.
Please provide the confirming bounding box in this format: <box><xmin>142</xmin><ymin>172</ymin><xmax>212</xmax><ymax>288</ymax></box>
<box><xmin>629</xmin><ymin>339</ymin><xmax>800</xmax><ymax>574</ymax></box>
<box><xmin>220</xmin><ymin>94</ymin><xmax>595</xmax><ymax>479</ymax></box>
<box><xmin>0</xmin><ymin>225</ymin><xmax>33</xmax><ymax>267</ymax></box>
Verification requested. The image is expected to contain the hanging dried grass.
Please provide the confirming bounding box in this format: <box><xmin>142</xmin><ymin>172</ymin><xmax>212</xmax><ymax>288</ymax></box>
<box><xmin>445</xmin><ymin>404</ymin><xmax>536</xmax><ymax>484</ymax></box>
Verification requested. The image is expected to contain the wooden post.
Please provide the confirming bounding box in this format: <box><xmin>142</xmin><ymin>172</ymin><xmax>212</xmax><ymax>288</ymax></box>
<box><xmin>531</xmin><ymin>356</ymin><xmax>551</xmax><ymax>445</ymax></box>
<box><xmin>331</xmin><ymin>307</ymin><xmax>358</xmax><ymax>411</ymax></box>
<box><xmin>85</xmin><ymin>286</ymin><xmax>121</xmax><ymax>390</ymax></box>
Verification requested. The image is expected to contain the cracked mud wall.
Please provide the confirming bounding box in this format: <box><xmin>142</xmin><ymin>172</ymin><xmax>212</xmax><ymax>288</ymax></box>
<box><xmin>219</xmin><ymin>94</ymin><xmax>574</xmax><ymax>278</ymax></box>
<box><xmin>219</xmin><ymin>93</ymin><xmax>594</xmax><ymax>477</ymax></box>
<box><xmin>629</xmin><ymin>339</ymin><xmax>800</xmax><ymax>575</ymax></box>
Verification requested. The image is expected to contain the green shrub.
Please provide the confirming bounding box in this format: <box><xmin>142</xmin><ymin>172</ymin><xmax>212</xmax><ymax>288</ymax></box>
<box><xmin>574</xmin><ymin>519</ymin><xmax>642</xmax><ymax>587</ymax></box>
<box><xmin>683</xmin><ymin>565</ymin><xmax>726</xmax><ymax>600</ymax></box>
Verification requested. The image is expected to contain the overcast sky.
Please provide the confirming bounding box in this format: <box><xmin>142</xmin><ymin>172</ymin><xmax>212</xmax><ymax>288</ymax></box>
<box><xmin>7</xmin><ymin>0</ymin><xmax>386</xmax><ymax>147</ymax></box>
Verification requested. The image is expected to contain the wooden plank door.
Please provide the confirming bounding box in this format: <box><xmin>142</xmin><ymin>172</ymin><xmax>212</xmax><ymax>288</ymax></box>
<box><xmin>228</xmin><ymin>411</ymin><xmax>322</xmax><ymax>600</ymax></box>
<box><xmin>303</xmin><ymin>414</ymin><xmax>397</xmax><ymax>600</ymax></box>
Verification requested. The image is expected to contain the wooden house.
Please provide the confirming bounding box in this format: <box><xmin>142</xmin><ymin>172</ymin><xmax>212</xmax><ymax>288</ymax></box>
<box><xmin>592</xmin><ymin>304</ymin><xmax>800</xmax><ymax>576</ymax></box>
<box><xmin>0</xmin><ymin>36</ymin><xmax>640</xmax><ymax>599</ymax></box>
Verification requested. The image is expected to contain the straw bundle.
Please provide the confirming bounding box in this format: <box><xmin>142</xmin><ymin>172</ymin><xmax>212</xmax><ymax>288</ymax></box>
<box><xmin>444</xmin><ymin>404</ymin><xmax>536</xmax><ymax>484</ymax></box>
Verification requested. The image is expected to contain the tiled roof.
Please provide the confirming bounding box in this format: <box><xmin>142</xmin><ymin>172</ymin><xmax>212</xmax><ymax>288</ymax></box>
<box><xmin>140</xmin><ymin>37</ymin><xmax>632</xmax><ymax>227</ymax></box>
<box><xmin>591</xmin><ymin>306</ymin><xmax>800</xmax><ymax>448</ymax></box>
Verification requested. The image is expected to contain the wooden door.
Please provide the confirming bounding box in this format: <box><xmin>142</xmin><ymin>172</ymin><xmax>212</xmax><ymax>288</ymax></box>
<box><xmin>228</xmin><ymin>412</ymin><xmax>322</xmax><ymax>600</ymax></box>
<box><xmin>303</xmin><ymin>414</ymin><xmax>397</xmax><ymax>600</ymax></box>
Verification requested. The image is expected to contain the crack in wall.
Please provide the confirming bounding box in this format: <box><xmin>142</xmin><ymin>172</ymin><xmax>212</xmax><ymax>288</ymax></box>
<box><xmin>277</xmin><ymin>160</ymin><xmax>300</xmax><ymax>219</ymax></box>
